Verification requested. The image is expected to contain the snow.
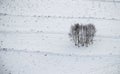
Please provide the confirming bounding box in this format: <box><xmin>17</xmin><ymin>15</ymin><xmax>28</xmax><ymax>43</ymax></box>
<box><xmin>0</xmin><ymin>0</ymin><xmax>120</xmax><ymax>74</ymax></box>
<box><xmin>0</xmin><ymin>49</ymin><xmax>120</xmax><ymax>74</ymax></box>
<box><xmin>0</xmin><ymin>32</ymin><xmax>120</xmax><ymax>56</ymax></box>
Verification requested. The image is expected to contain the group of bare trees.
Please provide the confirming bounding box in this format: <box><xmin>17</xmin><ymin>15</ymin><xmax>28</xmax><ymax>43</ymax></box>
<box><xmin>69</xmin><ymin>23</ymin><xmax>96</xmax><ymax>47</ymax></box>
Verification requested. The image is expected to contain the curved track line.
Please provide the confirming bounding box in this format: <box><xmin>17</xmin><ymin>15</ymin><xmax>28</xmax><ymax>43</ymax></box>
<box><xmin>0</xmin><ymin>48</ymin><xmax>120</xmax><ymax>57</ymax></box>
<box><xmin>0</xmin><ymin>13</ymin><xmax>120</xmax><ymax>21</ymax></box>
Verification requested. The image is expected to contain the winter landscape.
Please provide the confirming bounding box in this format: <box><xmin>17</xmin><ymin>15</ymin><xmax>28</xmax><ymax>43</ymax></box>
<box><xmin>0</xmin><ymin>0</ymin><xmax>120</xmax><ymax>74</ymax></box>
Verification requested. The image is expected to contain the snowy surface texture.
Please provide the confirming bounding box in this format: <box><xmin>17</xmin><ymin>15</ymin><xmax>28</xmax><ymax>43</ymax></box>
<box><xmin>0</xmin><ymin>0</ymin><xmax>120</xmax><ymax>74</ymax></box>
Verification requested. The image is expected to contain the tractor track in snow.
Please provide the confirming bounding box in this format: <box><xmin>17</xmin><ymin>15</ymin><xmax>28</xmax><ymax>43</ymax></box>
<box><xmin>0</xmin><ymin>13</ymin><xmax>120</xmax><ymax>21</ymax></box>
<box><xmin>0</xmin><ymin>48</ymin><xmax>120</xmax><ymax>58</ymax></box>
<box><xmin>0</xmin><ymin>31</ymin><xmax>120</xmax><ymax>39</ymax></box>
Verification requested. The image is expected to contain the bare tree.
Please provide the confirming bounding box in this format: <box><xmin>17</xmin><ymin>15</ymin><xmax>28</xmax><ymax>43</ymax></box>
<box><xmin>69</xmin><ymin>23</ymin><xmax>96</xmax><ymax>47</ymax></box>
<box><xmin>69</xmin><ymin>23</ymin><xmax>80</xmax><ymax>47</ymax></box>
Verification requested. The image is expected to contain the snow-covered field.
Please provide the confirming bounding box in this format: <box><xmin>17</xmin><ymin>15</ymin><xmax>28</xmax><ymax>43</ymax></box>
<box><xmin>0</xmin><ymin>49</ymin><xmax>120</xmax><ymax>74</ymax></box>
<box><xmin>0</xmin><ymin>0</ymin><xmax>120</xmax><ymax>74</ymax></box>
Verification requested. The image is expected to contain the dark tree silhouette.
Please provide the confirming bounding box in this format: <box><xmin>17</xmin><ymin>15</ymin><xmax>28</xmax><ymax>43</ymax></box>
<box><xmin>69</xmin><ymin>23</ymin><xmax>96</xmax><ymax>47</ymax></box>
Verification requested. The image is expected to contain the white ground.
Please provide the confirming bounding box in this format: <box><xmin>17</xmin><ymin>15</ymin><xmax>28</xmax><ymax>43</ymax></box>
<box><xmin>0</xmin><ymin>0</ymin><xmax>120</xmax><ymax>74</ymax></box>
